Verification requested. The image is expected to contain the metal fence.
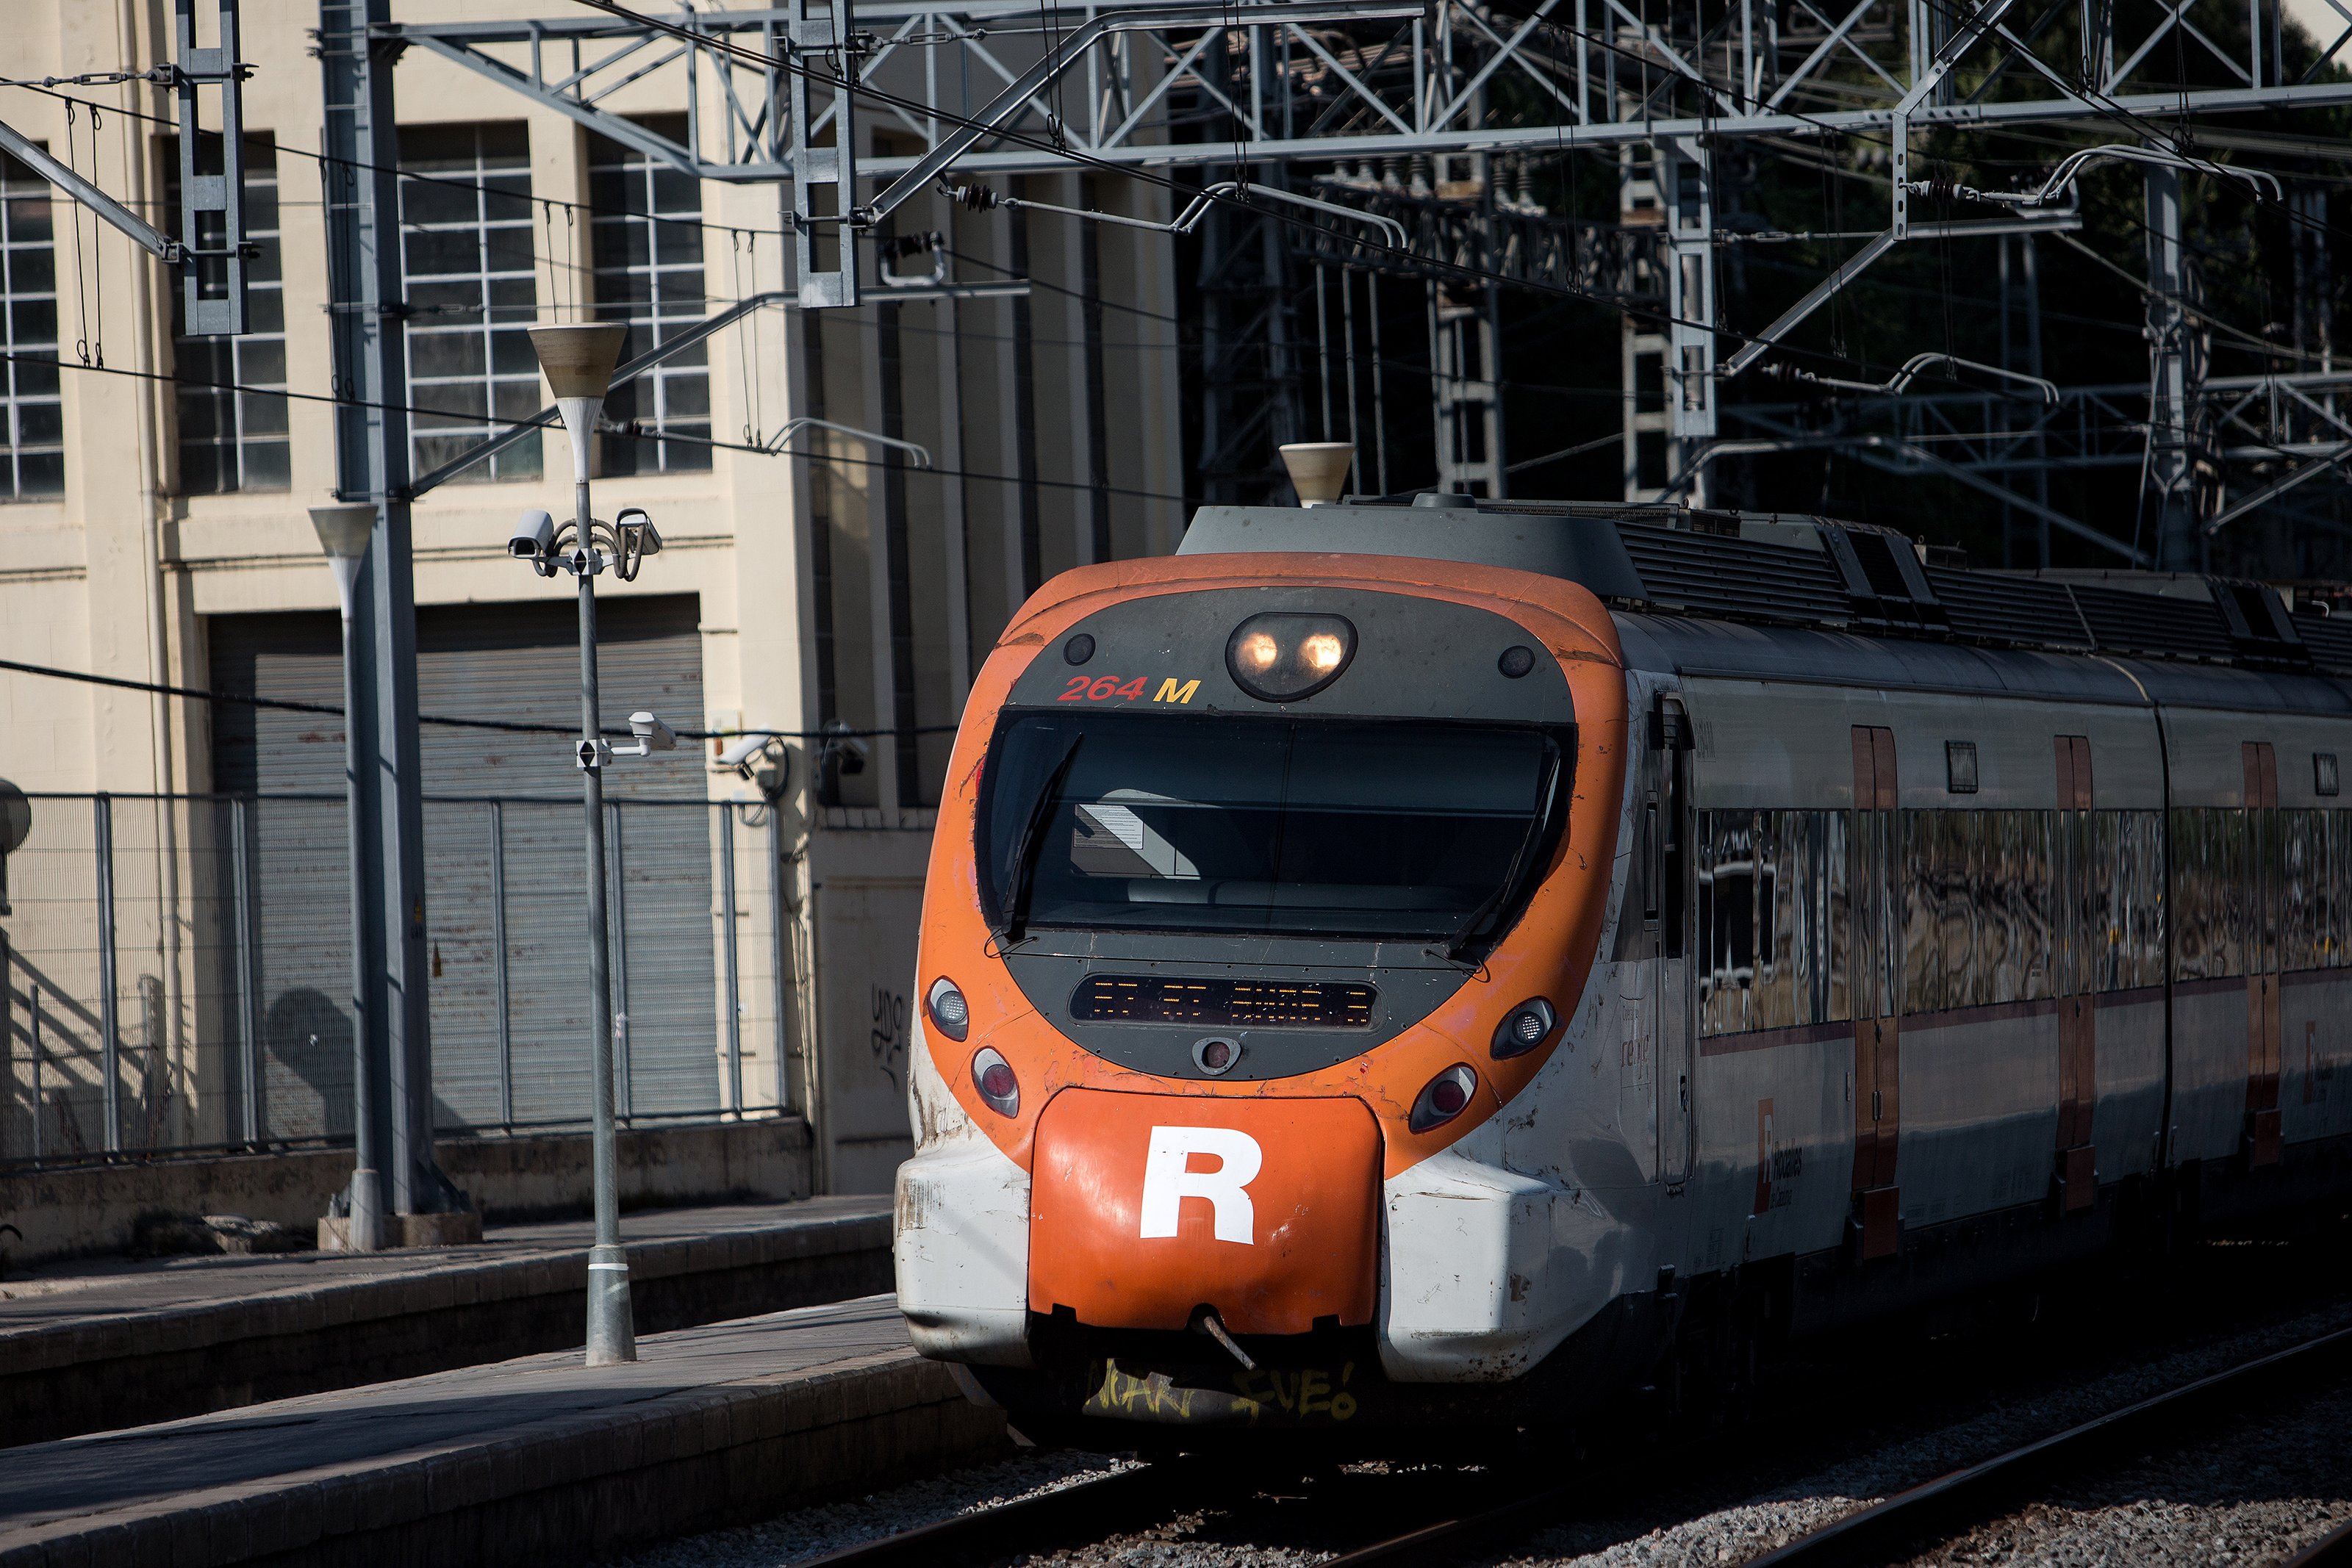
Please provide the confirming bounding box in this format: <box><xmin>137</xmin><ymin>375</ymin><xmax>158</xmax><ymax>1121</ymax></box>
<box><xmin>0</xmin><ymin>792</ymin><xmax>800</xmax><ymax>1168</ymax></box>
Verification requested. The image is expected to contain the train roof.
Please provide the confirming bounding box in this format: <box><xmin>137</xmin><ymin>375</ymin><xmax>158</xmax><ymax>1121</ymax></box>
<box><xmin>1178</xmin><ymin>497</ymin><xmax>2352</xmax><ymax>706</ymax></box>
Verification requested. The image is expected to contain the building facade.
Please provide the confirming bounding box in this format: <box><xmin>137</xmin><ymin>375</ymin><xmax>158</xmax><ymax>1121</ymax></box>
<box><xmin>0</xmin><ymin>0</ymin><xmax>1186</xmax><ymax>1195</ymax></box>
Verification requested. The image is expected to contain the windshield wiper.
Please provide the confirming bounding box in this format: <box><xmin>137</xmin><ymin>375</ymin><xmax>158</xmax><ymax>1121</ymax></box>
<box><xmin>1426</xmin><ymin>746</ymin><xmax>1561</xmax><ymax>968</ymax></box>
<box><xmin>994</xmin><ymin>735</ymin><xmax>1084</xmax><ymax>948</ymax></box>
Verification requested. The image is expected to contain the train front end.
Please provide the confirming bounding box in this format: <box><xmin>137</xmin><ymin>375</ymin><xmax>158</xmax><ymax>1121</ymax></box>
<box><xmin>894</xmin><ymin>544</ymin><xmax>1632</xmax><ymax>1441</ymax></box>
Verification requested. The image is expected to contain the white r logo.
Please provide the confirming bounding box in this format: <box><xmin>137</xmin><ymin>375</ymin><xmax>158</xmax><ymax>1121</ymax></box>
<box><xmin>1139</xmin><ymin>1125</ymin><xmax>1263</xmax><ymax>1245</ymax></box>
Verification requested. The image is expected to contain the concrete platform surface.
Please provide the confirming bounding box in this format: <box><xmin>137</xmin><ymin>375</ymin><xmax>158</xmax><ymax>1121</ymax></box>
<box><xmin>0</xmin><ymin>1294</ymin><xmax>1007</xmax><ymax>1568</ymax></box>
<box><xmin>1</xmin><ymin>1196</ymin><xmax>895</xmax><ymax>1446</ymax></box>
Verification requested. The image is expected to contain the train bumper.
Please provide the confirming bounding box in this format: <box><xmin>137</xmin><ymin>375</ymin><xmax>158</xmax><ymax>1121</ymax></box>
<box><xmin>894</xmin><ymin>1043</ymin><xmax>1035</xmax><ymax>1367</ymax></box>
<box><xmin>1028</xmin><ymin>1087</ymin><xmax>1381</xmax><ymax>1334</ymax></box>
<box><xmin>897</xmin><ymin>1060</ymin><xmax>1609</xmax><ymax>1391</ymax></box>
<box><xmin>1379</xmin><ymin>1146</ymin><xmax>1596</xmax><ymax>1383</ymax></box>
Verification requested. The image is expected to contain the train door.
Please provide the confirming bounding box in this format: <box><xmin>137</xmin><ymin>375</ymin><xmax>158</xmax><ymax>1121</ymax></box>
<box><xmin>2245</xmin><ymin>742</ymin><xmax>2282</xmax><ymax>1166</ymax></box>
<box><xmin>1850</xmin><ymin>726</ymin><xmax>1901</xmax><ymax>1259</ymax></box>
<box><xmin>2054</xmin><ymin>736</ymin><xmax>2096</xmax><ymax>1212</ymax></box>
<box><xmin>1655</xmin><ymin>696</ymin><xmax>1693</xmax><ymax>1187</ymax></box>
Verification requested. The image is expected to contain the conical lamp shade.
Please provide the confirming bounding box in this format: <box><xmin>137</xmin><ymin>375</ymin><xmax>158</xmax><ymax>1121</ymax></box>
<box><xmin>528</xmin><ymin>323</ymin><xmax>629</xmax><ymax>400</ymax></box>
<box><xmin>1279</xmin><ymin>442</ymin><xmax>1355</xmax><ymax>504</ymax></box>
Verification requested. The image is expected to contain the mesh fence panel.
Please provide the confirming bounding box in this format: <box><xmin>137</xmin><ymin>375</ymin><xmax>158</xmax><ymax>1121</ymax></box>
<box><xmin>1</xmin><ymin>791</ymin><xmax>786</xmax><ymax>1168</ymax></box>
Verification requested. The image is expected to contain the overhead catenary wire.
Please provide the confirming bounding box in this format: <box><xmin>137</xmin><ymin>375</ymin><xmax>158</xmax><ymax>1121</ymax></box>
<box><xmin>12</xmin><ymin>4</ymin><xmax>2328</xmax><ymax>495</ymax></box>
<box><xmin>16</xmin><ymin>18</ymin><xmax>2290</xmax><ymax>393</ymax></box>
<box><xmin>0</xmin><ymin>654</ymin><xmax>957</xmax><ymax>742</ymax></box>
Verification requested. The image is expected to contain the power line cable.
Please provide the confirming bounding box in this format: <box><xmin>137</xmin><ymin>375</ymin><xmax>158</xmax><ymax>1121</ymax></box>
<box><xmin>0</xmin><ymin>654</ymin><xmax>956</xmax><ymax>741</ymax></box>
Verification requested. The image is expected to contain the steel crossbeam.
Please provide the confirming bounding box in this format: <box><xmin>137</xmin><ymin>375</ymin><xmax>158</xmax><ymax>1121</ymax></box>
<box><xmin>381</xmin><ymin>0</ymin><xmax>2352</xmax><ymax>533</ymax></box>
<box><xmin>381</xmin><ymin>0</ymin><xmax>2352</xmax><ymax>183</ymax></box>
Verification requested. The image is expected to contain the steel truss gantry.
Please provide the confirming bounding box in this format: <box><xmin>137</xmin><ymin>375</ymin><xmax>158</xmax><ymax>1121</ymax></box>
<box><xmin>387</xmin><ymin>0</ymin><xmax>2352</xmax><ymax>543</ymax></box>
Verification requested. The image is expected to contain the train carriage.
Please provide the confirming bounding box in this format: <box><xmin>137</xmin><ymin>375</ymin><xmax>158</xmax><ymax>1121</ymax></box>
<box><xmin>892</xmin><ymin>495</ymin><xmax>2352</xmax><ymax>1443</ymax></box>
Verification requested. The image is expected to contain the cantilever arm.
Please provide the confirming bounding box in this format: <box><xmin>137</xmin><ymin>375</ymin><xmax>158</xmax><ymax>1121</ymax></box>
<box><xmin>0</xmin><ymin>116</ymin><xmax>180</xmax><ymax>261</ymax></box>
<box><xmin>949</xmin><ymin>179</ymin><xmax>1411</xmax><ymax>253</ymax></box>
<box><xmin>765</xmin><ymin>417</ymin><xmax>933</xmax><ymax>470</ymax></box>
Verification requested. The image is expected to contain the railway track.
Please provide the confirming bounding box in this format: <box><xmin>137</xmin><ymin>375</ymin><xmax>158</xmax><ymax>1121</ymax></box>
<box><xmin>1309</xmin><ymin>1318</ymin><xmax>2352</xmax><ymax>1568</ymax></box>
<box><xmin>786</xmin><ymin>1315</ymin><xmax>2352</xmax><ymax>1568</ymax></box>
<box><xmin>786</xmin><ymin>1451</ymin><xmax>1535</xmax><ymax>1568</ymax></box>
<box><xmin>711</xmin><ymin>1245</ymin><xmax>2352</xmax><ymax>1568</ymax></box>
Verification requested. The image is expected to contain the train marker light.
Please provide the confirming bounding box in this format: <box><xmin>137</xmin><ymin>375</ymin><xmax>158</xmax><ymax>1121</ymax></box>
<box><xmin>1191</xmin><ymin>1035</ymin><xmax>1241</xmax><ymax>1075</ymax></box>
<box><xmin>1408</xmin><ymin>1063</ymin><xmax>1480</xmax><ymax>1133</ymax></box>
<box><xmin>1491</xmin><ymin>998</ymin><xmax>1558</xmax><ymax>1060</ymax></box>
<box><xmin>1225</xmin><ymin>612</ymin><xmax>1358</xmax><ymax>702</ymax></box>
<box><xmin>971</xmin><ymin>1046</ymin><xmax>1019</xmax><ymax>1116</ymax></box>
<box><xmin>927</xmin><ymin>977</ymin><xmax>969</xmax><ymax>1041</ymax></box>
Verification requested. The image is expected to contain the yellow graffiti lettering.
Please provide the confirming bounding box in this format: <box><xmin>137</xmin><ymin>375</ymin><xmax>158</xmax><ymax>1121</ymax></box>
<box><xmin>1154</xmin><ymin>677</ymin><xmax>1200</xmax><ymax>705</ymax></box>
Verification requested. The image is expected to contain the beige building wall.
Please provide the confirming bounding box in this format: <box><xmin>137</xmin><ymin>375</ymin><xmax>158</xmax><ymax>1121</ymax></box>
<box><xmin>0</xmin><ymin>0</ymin><xmax>1185</xmax><ymax>1191</ymax></box>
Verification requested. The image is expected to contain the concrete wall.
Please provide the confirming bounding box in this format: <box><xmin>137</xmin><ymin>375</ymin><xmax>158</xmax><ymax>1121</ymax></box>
<box><xmin>0</xmin><ymin>1116</ymin><xmax>813</xmax><ymax>1267</ymax></box>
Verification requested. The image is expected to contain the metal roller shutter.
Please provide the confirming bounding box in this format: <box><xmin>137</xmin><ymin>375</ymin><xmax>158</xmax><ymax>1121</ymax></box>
<box><xmin>209</xmin><ymin>594</ymin><xmax>717</xmax><ymax>1134</ymax></box>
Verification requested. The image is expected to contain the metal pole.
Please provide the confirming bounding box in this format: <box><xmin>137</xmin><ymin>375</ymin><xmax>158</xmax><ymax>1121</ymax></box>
<box><xmin>94</xmin><ymin>794</ymin><xmax>119</xmax><ymax>1154</ymax></box>
<box><xmin>320</xmin><ymin>0</ymin><xmax>445</xmax><ymax>1221</ymax></box>
<box><xmin>608</xmin><ymin>801</ymin><xmax>631</xmax><ymax>1121</ymax></box>
<box><xmin>2144</xmin><ymin>162</ymin><xmax>2199</xmax><ymax>570</ymax></box>
<box><xmin>490</xmin><ymin>802</ymin><xmax>512</xmax><ymax>1131</ymax></box>
<box><xmin>1316</xmin><ymin>265</ymin><xmax>1333</xmax><ymax>439</ymax></box>
<box><xmin>576</xmin><ymin>450</ymin><xmax>634</xmax><ymax>1365</ymax></box>
<box><xmin>231</xmin><ymin>796</ymin><xmax>260</xmax><ymax>1146</ymax></box>
<box><xmin>721</xmin><ymin>805</ymin><xmax>742</xmax><ymax>1115</ymax></box>
<box><xmin>29</xmin><ymin>983</ymin><xmax>42</xmax><ymax>1162</ymax></box>
<box><xmin>769</xmin><ymin>816</ymin><xmax>789</xmax><ymax>1114</ymax></box>
<box><xmin>1342</xmin><ymin>267</ymin><xmax>1361</xmax><ymax>461</ymax></box>
<box><xmin>1369</xmin><ymin>271</ymin><xmax>1389</xmax><ymax>495</ymax></box>
<box><xmin>339</xmin><ymin>599</ymin><xmax>383</xmax><ymax>1248</ymax></box>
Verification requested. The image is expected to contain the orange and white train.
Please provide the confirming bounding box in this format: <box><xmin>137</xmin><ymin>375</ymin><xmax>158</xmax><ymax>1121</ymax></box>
<box><xmin>892</xmin><ymin>495</ymin><xmax>2352</xmax><ymax>1441</ymax></box>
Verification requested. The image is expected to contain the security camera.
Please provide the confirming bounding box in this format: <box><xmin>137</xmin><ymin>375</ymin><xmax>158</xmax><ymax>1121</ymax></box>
<box><xmin>822</xmin><ymin>732</ymin><xmax>870</xmax><ymax>777</ymax></box>
<box><xmin>715</xmin><ymin>734</ymin><xmax>769</xmax><ymax>773</ymax></box>
<box><xmin>628</xmin><ymin>711</ymin><xmax>678</xmax><ymax>752</ymax></box>
<box><xmin>509</xmin><ymin>509</ymin><xmax>555</xmax><ymax>560</ymax></box>
<box><xmin>615</xmin><ymin>506</ymin><xmax>662</xmax><ymax>555</ymax></box>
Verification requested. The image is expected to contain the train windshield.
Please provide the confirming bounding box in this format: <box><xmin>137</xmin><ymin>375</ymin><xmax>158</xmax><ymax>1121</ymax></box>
<box><xmin>980</xmin><ymin>711</ymin><xmax>1566</xmax><ymax>944</ymax></box>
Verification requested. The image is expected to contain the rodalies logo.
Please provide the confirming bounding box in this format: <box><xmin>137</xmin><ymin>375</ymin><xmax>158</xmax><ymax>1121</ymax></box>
<box><xmin>1139</xmin><ymin>1126</ymin><xmax>1263</xmax><ymax>1244</ymax></box>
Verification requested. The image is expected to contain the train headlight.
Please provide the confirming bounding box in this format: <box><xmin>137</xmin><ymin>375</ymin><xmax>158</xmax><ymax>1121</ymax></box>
<box><xmin>926</xmin><ymin>976</ymin><xmax>969</xmax><ymax>1041</ymax></box>
<box><xmin>971</xmin><ymin>1046</ymin><xmax>1019</xmax><ymax>1117</ymax></box>
<box><xmin>1490</xmin><ymin>997</ymin><xmax>1557</xmax><ymax>1060</ymax></box>
<box><xmin>1408</xmin><ymin>1062</ymin><xmax>1480</xmax><ymax>1133</ymax></box>
<box><xmin>1225</xmin><ymin>612</ymin><xmax>1358</xmax><ymax>702</ymax></box>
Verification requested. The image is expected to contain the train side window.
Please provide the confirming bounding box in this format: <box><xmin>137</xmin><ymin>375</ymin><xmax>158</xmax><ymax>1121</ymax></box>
<box><xmin>1697</xmin><ymin>808</ymin><xmax>1854</xmax><ymax>1036</ymax></box>
<box><xmin>2170</xmin><ymin>806</ymin><xmax>2247</xmax><ymax>982</ymax></box>
<box><xmin>2318</xmin><ymin>753</ymin><xmax>2340</xmax><ymax>798</ymax></box>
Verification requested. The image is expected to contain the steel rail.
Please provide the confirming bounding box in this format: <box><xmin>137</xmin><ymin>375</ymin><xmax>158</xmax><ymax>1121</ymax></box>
<box><xmin>2287</xmin><ymin>1512</ymin><xmax>2352</xmax><ymax>1567</ymax></box>
<box><xmin>1742</xmin><ymin>1322</ymin><xmax>2352</xmax><ymax>1568</ymax></box>
<box><xmin>1310</xmin><ymin>1320</ymin><xmax>2352</xmax><ymax>1568</ymax></box>
<box><xmin>787</xmin><ymin>1462</ymin><xmax>1175</xmax><ymax>1568</ymax></box>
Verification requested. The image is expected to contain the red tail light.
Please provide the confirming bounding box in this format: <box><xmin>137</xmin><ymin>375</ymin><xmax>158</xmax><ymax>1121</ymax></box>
<box><xmin>1409</xmin><ymin>1063</ymin><xmax>1479</xmax><ymax>1133</ymax></box>
<box><xmin>971</xmin><ymin>1047</ymin><xmax>1019</xmax><ymax>1117</ymax></box>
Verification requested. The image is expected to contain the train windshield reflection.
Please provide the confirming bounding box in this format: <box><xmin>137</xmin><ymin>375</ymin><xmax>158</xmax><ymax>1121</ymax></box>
<box><xmin>980</xmin><ymin>711</ymin><xmax>1566</xmax><ymax>943</ymax></box>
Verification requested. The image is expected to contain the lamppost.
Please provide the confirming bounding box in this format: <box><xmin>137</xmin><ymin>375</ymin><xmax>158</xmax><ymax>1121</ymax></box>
<box><xmin>511</xmin><ymin>323</ymin><xmax>671</xmax><ymax>1366</ymax></box>
<box><xmin>309</xmin><ymin>502</ymin><xmax>384</xmax><ymax>1253</ymax></box>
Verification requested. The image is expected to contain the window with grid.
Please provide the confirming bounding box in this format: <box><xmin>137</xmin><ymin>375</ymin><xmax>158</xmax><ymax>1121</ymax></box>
<box><xmin>400</xmin><ymin>123</ymin><xmax>539</xmax><ymax>483</ymax></box>
<box><xmin>171</xmin><ymin>132</ymin><xmax>286</xmax><ymax>492</ymax></box>
<box><xmin>0</xmin><ymin>150</ymin><xmax>62</xmax><ymax>500</ymax></box>
<box><xmin>588</xmin><ymin>118</ymin><xmax>710</xmax><ymax>475</ymax></box>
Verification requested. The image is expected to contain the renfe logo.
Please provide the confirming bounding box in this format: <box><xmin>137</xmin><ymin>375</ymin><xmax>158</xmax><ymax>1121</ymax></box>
<box><xmin>1139</xmin><ymin>1125</ymin><xmax>1263</xmax><ymax>1244</ymax></box>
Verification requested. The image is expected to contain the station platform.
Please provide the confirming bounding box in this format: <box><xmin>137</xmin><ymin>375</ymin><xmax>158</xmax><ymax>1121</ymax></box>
<box><xmin>0</xmin><ymin>1195</ymin><xmax>893</xmax><ymax>1445</ymax></box>
<box><xmin>0</xmin><ymin>1292</ymin><xmax>1005</xmax><ymax>1568</ymax></box>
